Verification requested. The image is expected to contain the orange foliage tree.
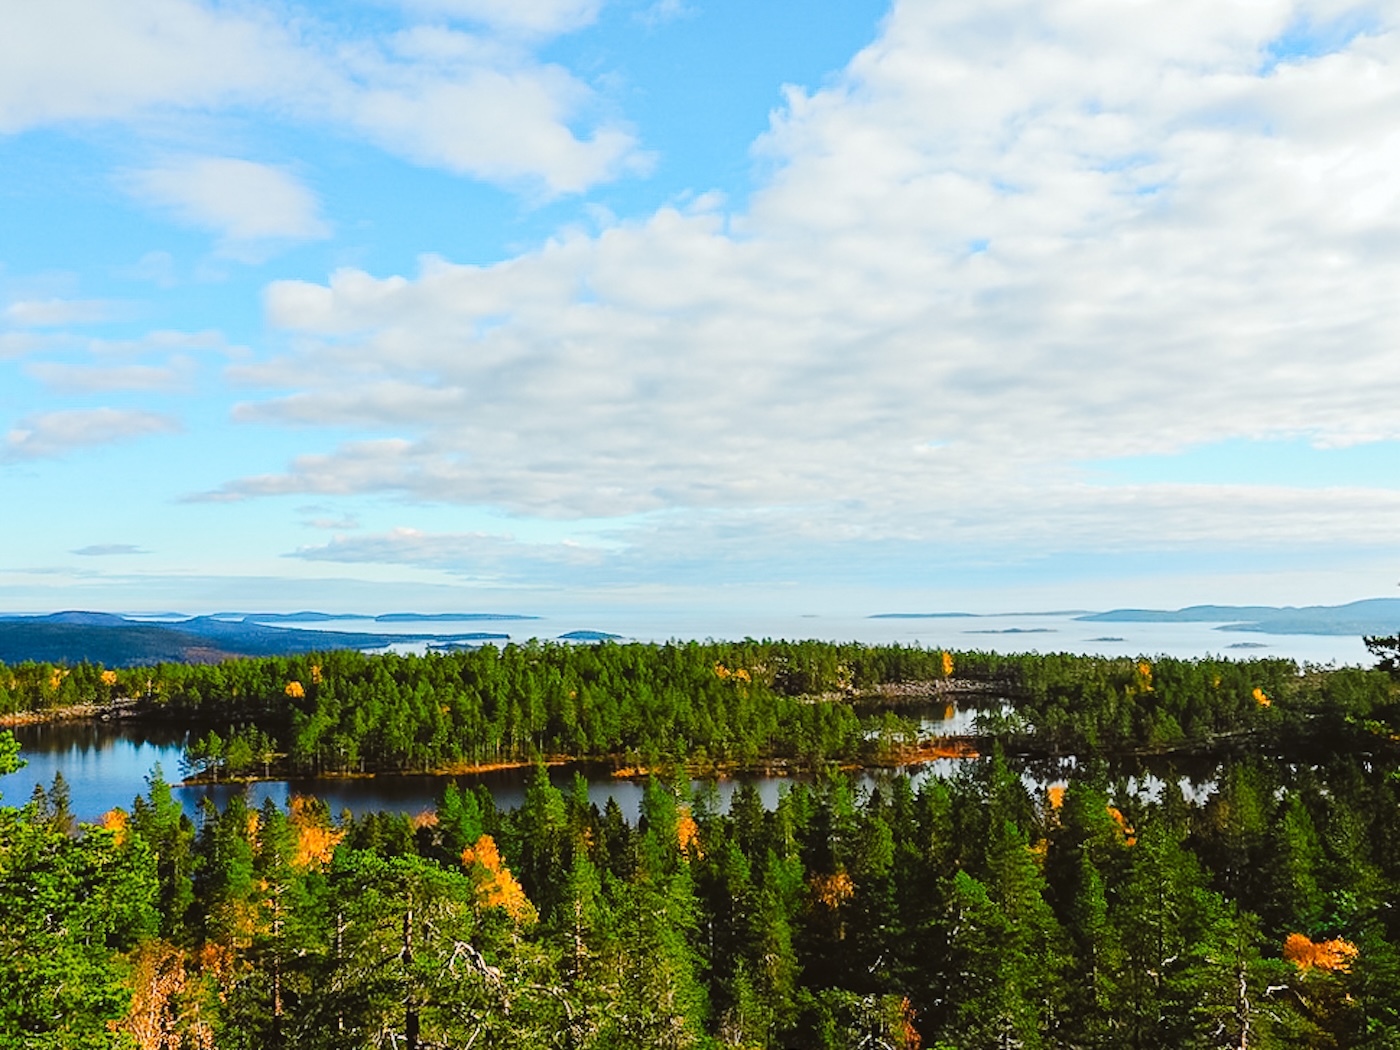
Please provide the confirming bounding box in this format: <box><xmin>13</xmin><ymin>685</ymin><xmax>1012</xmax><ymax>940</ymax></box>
<box><xmin>1283</xmin><ymin>933</ymin><xmax>1357</xmax><ymax>973</ymax></box>
<box><xmin>462</xmin><ymin>834</ymin><xmax>536</xmax><ymax>923</ymax></box>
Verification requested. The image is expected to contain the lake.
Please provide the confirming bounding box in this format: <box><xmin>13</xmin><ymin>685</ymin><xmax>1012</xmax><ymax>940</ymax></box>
<box><xmin>4</xmin><ymin>703</ymin><xmax>1222</xmax><ymax>823</ymax></box>
<box><xmin>5</xmin><ymin>717</ymin><xmax>955</xmax><ymax>822</ymax></box>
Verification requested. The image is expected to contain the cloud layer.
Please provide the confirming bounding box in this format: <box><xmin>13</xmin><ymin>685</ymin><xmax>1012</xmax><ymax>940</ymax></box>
<box><xmin>0</xmin><ymin>0</ymin><xmax>641</xmax><ymax>196</ymax></box>
<box><xmin>5</xmin><ymin>0</ymin><xmax>1399</xmax><ymax>606</ymax></box>
<box><xmin>204</xmin><ymin>0</ymin><xmax>1400</xmax><ymax>576</ymax></box>
<box><xmin>4</xmin><ymin>408</ymin><xmax>181</xmax><ymax>462</ymax></box>
<box><xmin>128</xmin><ymin>158</ymin><xmax>330</xmax><ymax>249</ymax></box>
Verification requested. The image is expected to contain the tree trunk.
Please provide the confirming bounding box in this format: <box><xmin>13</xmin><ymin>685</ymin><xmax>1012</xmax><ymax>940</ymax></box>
<box><xmin>404</xmin><ymin>904</ymin><xmax>419</xmax><ymax>1050</ymax></box>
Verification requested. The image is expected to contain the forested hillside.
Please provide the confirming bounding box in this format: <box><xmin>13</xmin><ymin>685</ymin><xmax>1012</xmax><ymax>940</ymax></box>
<box><xmin>2</xmin><ymin>639</ymin><xmax>1400</xmax><ymax>1047</ymax></box>
<box><xmin>9</xmin><ymin>743</ymin><xmax>1400</xmax><ymax>1047</ymax></box>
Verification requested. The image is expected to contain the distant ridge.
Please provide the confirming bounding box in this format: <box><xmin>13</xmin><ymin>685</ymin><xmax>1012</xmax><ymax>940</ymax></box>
<box><xmin>1078</xmin><ymin>599</ymin><xmax>1400</xmax><ymax>637</ymax></box>
<box><xmin>216</xmin><ymin>611</ymin><xmax>540</xmax><ymax>624</ymax></box>
<box><xmin>0</xmin><ymin>611</ymin><xmax>541</xmax><ymax>666</ymax></box>
<box><xmin>0</xmin><ymin>622</ymin><xmax>251</xmax><ymax>666</ymax></box>
<box><xmin>32</xmin><ymin>611</ymin><xmax>134</xmax><ymax>626</ymax></box>
<box><xmin>218</xmin><ymin>611</ymin><xmax>362</xmax><ymax>623</ymax></box>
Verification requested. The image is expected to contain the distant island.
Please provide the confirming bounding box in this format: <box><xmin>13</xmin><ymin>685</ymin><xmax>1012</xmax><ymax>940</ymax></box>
<box><xmin>869</xmin><ymin>612</ymin><xmax>976</xmax><ymax>619</ymax></box>
<box><xmin>866</xmin><ymin>600</ymin><xmax>1400</xmax><ymax>638</ymax></box>
<box><xmin>1078</xmin><ymin>598</ymin><xmax>1400</xmax><ymax>636</ymax></box>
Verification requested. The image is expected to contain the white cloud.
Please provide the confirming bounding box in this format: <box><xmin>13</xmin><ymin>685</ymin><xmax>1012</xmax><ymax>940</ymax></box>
<box><xmin>0</xmin><ymin>332</ymin><xmax>60</xmax><ymax>358</ymax></box>
<box><xmin>0</xmin><ymin>0</ymin><xmax>295</xmax><ymax>132</ymax></box>
<box><xmin>301</xmin><ymin>513</ymin><xmax>362</xmax><ymax>531</ymax></box>
<box><xmin>8</xmin><ymin>327</ymin><xmax>229</xmax><ymax>395</ymax></box>
<box><xmin>71</xmin><ymin>544</ymin><xmax>149</xmax><ymax>556</ymax></box>
<box><xmin>354</xmin><ymin>67</ymin><xmax>646</xmax><ymax>193</ymax></box>
<box><xmin>289</xmin><ymin>526</ymin><xmax>608</xmax><ymax>579</ymax></box>
<box><xmin>83</xmin><ymin>329</ymin><xmax>234</xmax><ymax>357</ymax></box>
<box><xmin>276</xmin><ymin>480</ymin><xmax>1400</xmax><ymax>589</ymax></box>
<box><xmin>25</xmin><ymin>359</ymin><xmax>195</xmax><ymax>394</ymax></box>
<box><xmin>635</xmin><ymin>0</ymin><xmax>697</xmax><ymax>27</ymax></box>
<box><xmin>201</xmin><ymin>0</ymin><xmax>1400</xmax><ymax>569</ymax></box>
<box><xmin>5</xmin><ymin>299</ymin><xmax>128</xmax><ymax>326</ymax></box>
<box><xmin>0</xmin><ymin>1</ymin><xmax>643</xmax><ymax>198</ymax></box>
<box><xmin>127</xmin><ymin>158</ymin><xmax>330</xmax><ymax>250</ymax></box>
<box><xmin>396</xmin><ymin>0</ymin><xmax>604</xmax><ymax>36</ymax></box>
<box><xmin>4</xmin><ymin>408</ymin><xmax>181</xmax><ymax>462</ymax></box>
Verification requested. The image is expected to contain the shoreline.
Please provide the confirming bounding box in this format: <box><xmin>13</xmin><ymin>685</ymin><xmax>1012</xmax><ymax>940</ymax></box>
<box><xmin>0</xmin><ymin>701</ymin><xmax>141</xmax><ymax>727</ymax></box>
<box><xmin>176</xmin><ymin>755</ymin><xmax>815</xmax><ymax>788</ymax></box>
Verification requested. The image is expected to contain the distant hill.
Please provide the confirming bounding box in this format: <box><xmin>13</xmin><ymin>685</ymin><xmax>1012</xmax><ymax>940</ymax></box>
<box><xmin>1078</xmin><ymin>599</ymin><xmax>1400</xmax><ymax>636</ymax></box>
<box><xmin>0</xmin><ymin>611</ymin><xmax>535</xmax><ymax>666</ymax></box>
<box><xmin>0</xmin><ymin>622</ymin><xmax>250</xmax><ymax>666</ymax></box>
<box><xmin>215</xmin><ymin>611</ymin><xmax>540</xmax><ymax>624</ymax></box>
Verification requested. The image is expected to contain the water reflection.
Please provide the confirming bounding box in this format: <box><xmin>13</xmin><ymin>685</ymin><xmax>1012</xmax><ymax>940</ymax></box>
<box><xmin>6</xmin><ymin>716</ymin><xmax>1229</xmax><ymax>823</ymax></box>
<box><xmin>6</xmin><ymin>721</ymin><xmax>189</xmax><ymax>817</ymax></box>
<box><xmin>6</xmin><ymin>723</ymin><xmax>813</xmax><ymax>822</ymax></box>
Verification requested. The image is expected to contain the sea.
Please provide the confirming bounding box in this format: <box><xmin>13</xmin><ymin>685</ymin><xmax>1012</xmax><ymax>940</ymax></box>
<box><xmin>262</xmin><ymin>610</ymin><xmax>1376</xmax><ymax>667</ymax></box>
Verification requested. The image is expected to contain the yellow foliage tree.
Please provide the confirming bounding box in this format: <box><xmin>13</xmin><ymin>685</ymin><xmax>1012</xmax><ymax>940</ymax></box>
<box><xmin>1136</xmin><ymin>661</ymin><xmax>1154</xmax><ymax>692</ymax></box>
<box><xmin>119</xmin><ymin>941</ymin><xmax>189</xmax><ymax>1050</ymax></box>
<box><xmin>288</xmin><ymin>796</ymin><xmax>344</xmax><ymax>869</ymax></box>
<box><xmin>1107</xmin><ymin>806</ymin><xmax>1136</xmax><ymax>847</ymax></box>
<box><xmin>676</xmin><ymin>806</ymin><xmax>701</xmax><ymax>856</ymax></box>
<box><xmin>1283</xmin><ymin>933</ymin><xmax>1357</xmax><ymax>972</ymax></box>
<box><xmin>810</xmin><ymin>871</ymin><xmax>855</xmax><ymax>909</ymax></box>
<box><xmin>101</xmin><ymin>808</ymin><xmax>130</xmax><ymax>847</ymax></box>
<box><xmin>462</xmin><ymin>834</ymin><xmax>536</xmax><ymax>923</ymax></box>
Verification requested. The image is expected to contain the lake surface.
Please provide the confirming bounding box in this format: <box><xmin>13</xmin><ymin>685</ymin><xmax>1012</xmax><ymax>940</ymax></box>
<box><xmin>7</xmin><ymin>718</ymin><xmax>961</xmax><ymax>822</ymax></box>
<box><xmin>6</xmin><ymin>705</ymin><xmax>1222</xmax><ymax>823</ymax></box>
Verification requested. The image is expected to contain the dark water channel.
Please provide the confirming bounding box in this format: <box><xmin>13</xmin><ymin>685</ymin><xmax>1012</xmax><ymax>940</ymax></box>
<box><xmin>5</xmin><ymin>705</ymin><xmax>1221</xmax><ymax>823</ymax></box>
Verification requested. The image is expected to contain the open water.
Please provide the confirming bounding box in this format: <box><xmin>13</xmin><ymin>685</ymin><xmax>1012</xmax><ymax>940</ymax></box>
<box><xmin>263</xmin><ymin>610</ymin><xmax>1374</xmax><ymax>666</ymax></box>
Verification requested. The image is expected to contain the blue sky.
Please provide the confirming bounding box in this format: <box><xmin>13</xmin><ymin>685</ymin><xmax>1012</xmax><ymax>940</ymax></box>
<box><xmin>2</xmin><ymin>0</ymin><xmax>1399</xmax><ymax>618</ymax></box>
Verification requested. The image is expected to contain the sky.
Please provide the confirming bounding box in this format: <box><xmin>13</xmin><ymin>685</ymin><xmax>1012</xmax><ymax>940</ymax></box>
<box><xmin>2</xmin><ymin>0</ymin><xmax>1399</xmax><ymax>620</ymax></box>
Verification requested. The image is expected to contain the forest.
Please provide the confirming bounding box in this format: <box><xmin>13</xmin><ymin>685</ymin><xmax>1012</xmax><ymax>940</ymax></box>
<box><xmin>1</xmin><ymin>639</ymin><xmax>1393</xmax><ymax>776</ymax></box>
<box><xmin>2</xmin><ymin>636</ymin><xmax>1400</xmax><ymax>1048</ymax></box>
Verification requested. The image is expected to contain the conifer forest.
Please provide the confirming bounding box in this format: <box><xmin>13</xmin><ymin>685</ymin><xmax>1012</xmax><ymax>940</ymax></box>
<box><xmin>4</xmin><ymin>636</ymin><xmax>1400</xmax><ymax>1048</ymax></box>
